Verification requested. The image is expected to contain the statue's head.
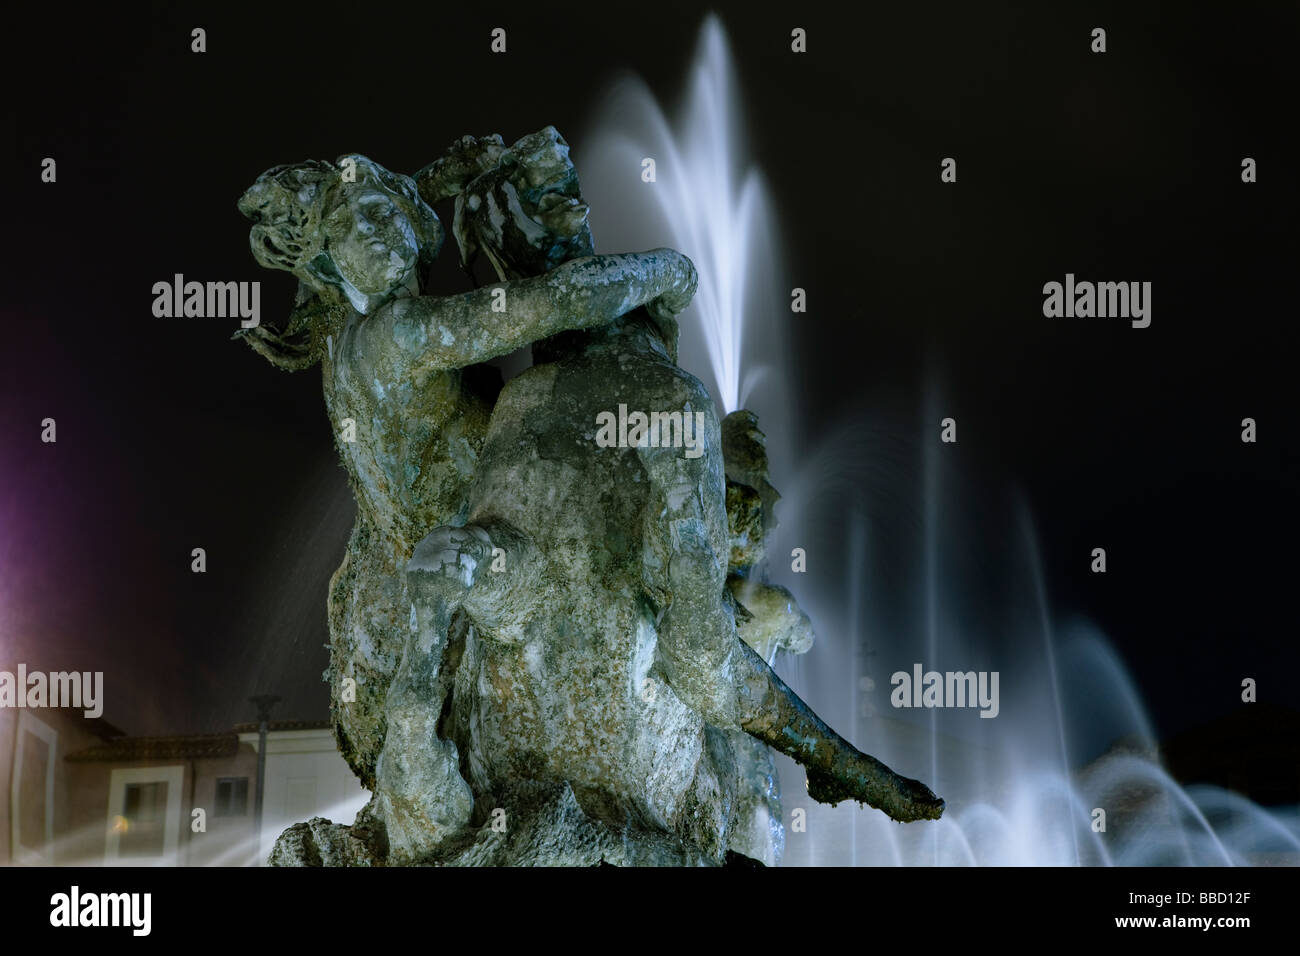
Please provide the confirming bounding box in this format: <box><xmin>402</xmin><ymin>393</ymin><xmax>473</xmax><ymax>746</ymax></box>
<box><xmin>239</xmin><ymin>155</ymin><xmax>443</xmax><ymax>314</ymax></box>
<box><xmin>445</xmin><ymin>127</ymin><xmax>594</xmax><ymax>280</ymax></box>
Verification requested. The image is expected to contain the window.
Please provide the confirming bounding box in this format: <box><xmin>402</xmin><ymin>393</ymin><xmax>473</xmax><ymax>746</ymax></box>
<box><xmin>119</xmin><ymin>781</ymin><xmax>168</xmax><ymax>857</ymax></box>
<box><xmin>215</xmin><ymin>777</ymin><xmax>249</xmax><ymax>817</ymax></box>
<box><xmin>105</xmin><ymin>766</ymin><xmax>183</xmax><ymax>864</ymax></box>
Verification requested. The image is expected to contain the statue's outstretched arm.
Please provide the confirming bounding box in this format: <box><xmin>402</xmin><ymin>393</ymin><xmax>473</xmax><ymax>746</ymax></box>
<box><xmin>660</xmin><ymin>522</ymin><xmax>944</xmax><ymax>824</ymax></box>
<box><xmin>358</xmin><ymin>250</ymin><xmax>696</xmax><ymax>377</ymax></box>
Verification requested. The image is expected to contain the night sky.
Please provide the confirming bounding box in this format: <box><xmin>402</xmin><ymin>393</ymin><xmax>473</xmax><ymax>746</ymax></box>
<box><xmin>2</xmin><ymin>1</ymin><xmax>1295</xmax><ymax>768</ymax></box>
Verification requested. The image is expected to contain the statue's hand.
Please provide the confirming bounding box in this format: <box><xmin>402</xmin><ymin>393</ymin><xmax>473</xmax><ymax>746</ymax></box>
<box><xmin>806</xmin><ymin>761</ymin><xmax>945</xmax><ymax>823</ymax></box>
<box><xmin>409</xmin><ymin>525</ymin><xmax>495</xmax><ymax>602</ymax></box>
<box><xmin>647</xmin><ymin>251</ymin><xmax>698</xmax><ymax>322</ymax></box>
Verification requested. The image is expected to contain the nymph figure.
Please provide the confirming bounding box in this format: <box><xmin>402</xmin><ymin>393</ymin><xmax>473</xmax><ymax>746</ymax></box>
<box><xmin>236</xmin><ymin>153</ymin><xmax>699</xmax><ymax>806</ymax></box>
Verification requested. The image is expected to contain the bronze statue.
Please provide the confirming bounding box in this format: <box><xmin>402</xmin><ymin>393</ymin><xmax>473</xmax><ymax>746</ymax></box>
<box><xmin>237</xmin><ymin>130</ymin><xmax>940</xmax><ymax>866</ymax></box>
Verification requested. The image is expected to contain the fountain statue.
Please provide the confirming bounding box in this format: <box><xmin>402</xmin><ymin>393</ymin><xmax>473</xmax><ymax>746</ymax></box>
<box><xmin>234</xmin><ymin>127</ymin><xmax>942</xmax><ymax>866</ymax></box>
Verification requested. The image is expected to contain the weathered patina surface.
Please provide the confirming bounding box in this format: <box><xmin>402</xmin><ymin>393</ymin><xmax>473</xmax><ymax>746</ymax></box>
<box><xmin>238</xmin><ymin>129</ymin><xmax>941</xmax><ymax>866</ymax></box>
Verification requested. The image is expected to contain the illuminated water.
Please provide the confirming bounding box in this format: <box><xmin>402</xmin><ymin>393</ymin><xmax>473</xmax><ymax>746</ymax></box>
<box><xmin>583</xmin><ymin>14</ymin><xmax>1300</xmax><ymax>867</ymax></box>
<box><xmin>582</xmin><ymin>15</ymin><xmax>787</xmax><ymax>426</ymax></box>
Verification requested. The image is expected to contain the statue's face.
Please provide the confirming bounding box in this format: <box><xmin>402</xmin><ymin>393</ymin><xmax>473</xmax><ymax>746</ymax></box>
<box><xmin>505</xmin><ymin>128</ymin><xmax>592</xmax><ymax>243</ymax></box>
<box><xmin>240</xmin><ymin>157</ymin><xmax>441</xmax><ymax>317</ymax></box>
<box><xmin>323</xmin><ymin>184</ymin><xmax>422</xmax><ymax>304</ymax></box>
<box><xmin>460</xmin><ymin>127</ymin><xmax>594</xmax><ymax>280</ymax></box>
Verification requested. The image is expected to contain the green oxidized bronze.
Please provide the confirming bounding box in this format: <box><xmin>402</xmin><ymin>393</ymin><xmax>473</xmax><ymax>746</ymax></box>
<box><xmin>236</xmin><ymin>127</ymin><xmax>941</xmax><ymax>866</ymax></box>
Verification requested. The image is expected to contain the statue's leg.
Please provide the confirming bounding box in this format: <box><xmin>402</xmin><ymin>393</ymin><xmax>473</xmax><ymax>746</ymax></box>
<box><xmin>731</xmin><ymin>641</ymin><xmax>944</xmax><ymax>821</ymax></box>
<box><xmin>372</xmin><ymin>589</ymin><xmax>475</xmax><ymax>861</ymax></box>
<box><xmin>374</xmin><ymin>574</ymin><xmax>480</xmax><ymax>858</ymax></box>
<box><xmin>372</xmin><ymin>525</ymin><xmax>492</xmax><ymax>862</ymax></box>
<box><xmin>660</xmin><ymin>520</ymin><xmax>943</xmax><ymax>823</ymax></box>
<box><xmin>375</xmin><ymin>519</ymin><xmax>545</xmax><ymax>861</ymax></box>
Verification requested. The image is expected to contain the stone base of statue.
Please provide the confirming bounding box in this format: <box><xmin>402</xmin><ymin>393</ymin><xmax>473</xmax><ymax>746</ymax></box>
<box><xmin>271</xmin><ymin>781</ymin><xmax>761</xmax><ymax>867</ymax></box>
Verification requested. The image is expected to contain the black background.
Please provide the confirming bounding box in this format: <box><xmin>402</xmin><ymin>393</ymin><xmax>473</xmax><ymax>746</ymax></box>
<box><xmin>2</xmin><ymin>1</ymin><xmax>1295</xmax><ymax>774</ymax></box>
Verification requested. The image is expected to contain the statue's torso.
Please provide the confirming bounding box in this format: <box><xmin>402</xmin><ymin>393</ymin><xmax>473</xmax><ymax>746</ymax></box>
<box><xmin>317</xmin><ymin>308</ymin><xmax>495</xmax><ymax>786</ymax></box>
<box><xmin>454</xmin><ymin>328</ymin><xmax>736</xmax><ymax>852</ymax></box>
<box><xmin>323</xmin><ymin>312</ymin><xmax>494</xmax><ymax>551</ymax></box>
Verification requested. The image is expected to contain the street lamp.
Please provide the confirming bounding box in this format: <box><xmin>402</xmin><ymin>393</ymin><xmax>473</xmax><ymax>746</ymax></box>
<box><xmin>249</xmin><ymin>694</ymin><xmax>280</xmax><ymax>848</ymax></box>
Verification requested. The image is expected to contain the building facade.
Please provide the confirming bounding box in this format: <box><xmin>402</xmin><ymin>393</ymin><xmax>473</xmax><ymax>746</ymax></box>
<box><xmin>1</xmin><ymin>710</ymin><xmax>367</xmax><ymax>866</ymax></box>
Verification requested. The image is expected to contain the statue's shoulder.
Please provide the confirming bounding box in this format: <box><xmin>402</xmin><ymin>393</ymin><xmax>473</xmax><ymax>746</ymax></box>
<box><xmin>641</xmin><ymin>353</ymin><xmax>718</xmax><ymax>415</ymax></box>
<box><xmin>482</xmin><ymin>362</ymin><xmax>561</xmax><ymax>434</ymax></box>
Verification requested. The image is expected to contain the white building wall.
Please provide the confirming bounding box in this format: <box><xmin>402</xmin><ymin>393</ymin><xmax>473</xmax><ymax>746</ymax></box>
<box><xmin>239</xmin><ymin>728</ymin><xmax>370</xmax><ymax>865</ymax></box>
